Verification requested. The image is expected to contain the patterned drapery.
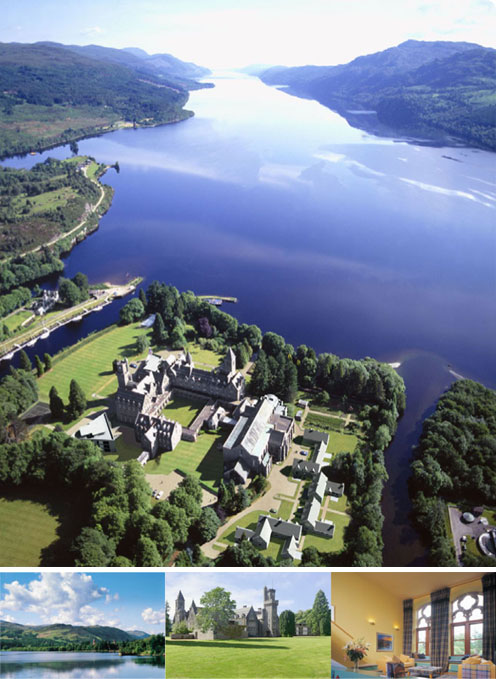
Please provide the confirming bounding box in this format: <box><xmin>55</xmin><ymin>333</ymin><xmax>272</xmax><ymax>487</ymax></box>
<box><xmin>430</xmin><ymin>588</ymin><xmax>450</xmax><ymax>671</ymax></box>
<box><xmin>403</xmin><ymin>599</ymin><xmax>413</xmax><ymax>656</ymax></box>
<box><xmin>482</xmin><ymin>573</ymin><xmax>496</xmax><ymax>663</ymax></box>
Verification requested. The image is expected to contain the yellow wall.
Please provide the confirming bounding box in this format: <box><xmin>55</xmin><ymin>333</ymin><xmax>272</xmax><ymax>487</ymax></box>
<box><xmin>332</xmin><ymin>573</ymin><xmax>403</xmax><ymax>670</ymax></box>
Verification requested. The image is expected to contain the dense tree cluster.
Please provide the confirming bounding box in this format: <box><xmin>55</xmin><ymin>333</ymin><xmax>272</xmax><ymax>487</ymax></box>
<box><xmin>0</xmin><ymin>285</ymin><xmax>31</xmax><ymax>319</ymax></box>
<box><xmin>409</xmin><ymin>379</ymin><xmax>496</xmax><ymax>566</ymax></box>
<box><xmin>58</xmin><ymin>272</ymin><xmax>89</xmax><ymax>307</ymax></box>
<box><xmin>120</xmin><ymin>297</ymin><xmax>145</xmax><ymax>324</ymax></box>
<box><xmin>0</xmin><ymin>365</ymin><xmax>38</xmax><ymax>443</ymax></box>
<box><xmin>0</xmin><ymin>248</ymin><xmax>64</xmax><ymax>293</ymax></box>
<box><xmin>0</xmin><ymin>426</ymin><xmax>206</xmax><ymax>566</ymax></box>
<box><xmin>280</xmin><ymin>590</ymin><xmax>331</xmax><ymax>637</ymax></box>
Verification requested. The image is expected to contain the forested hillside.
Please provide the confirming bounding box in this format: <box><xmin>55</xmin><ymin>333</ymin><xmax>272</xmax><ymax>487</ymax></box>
<box><xmin>0</xmin><ymin>42</ymin><xmax>197</xmax><ymax>157</ymax></box>
<box><xmin>260</xmin><ymin>40</ymin><xmax>496</xmax><ymax>150</ymax></box>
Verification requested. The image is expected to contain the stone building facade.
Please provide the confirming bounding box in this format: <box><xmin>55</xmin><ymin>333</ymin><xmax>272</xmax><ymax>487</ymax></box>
<box><xmin>172</xmin><ymin>586</ymin><xmax>280</xmax><ymax>640</ymax></box>
<box><xmin>113</xmin><ymin>348</ymin><xmax>246</xmax><ymax>458</ymax></box>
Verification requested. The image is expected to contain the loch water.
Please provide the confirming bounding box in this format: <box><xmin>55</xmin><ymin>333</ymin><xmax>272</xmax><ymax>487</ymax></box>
<box><xmin>3</xmin><ymin>73</ymin><xmax>495</xmax><ymax>564</ymax></box>
<box><xmin>0</xmin><ymin>651</ymin><xmax>164</xmax><ymax>678</ymax></box>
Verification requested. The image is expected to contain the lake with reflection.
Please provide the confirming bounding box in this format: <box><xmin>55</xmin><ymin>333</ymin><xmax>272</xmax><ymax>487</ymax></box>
<box><xmin>0</xmin><ymin>651</ymin><xmax>164</xmax><ymax>678</ymax></box>
<box><xmin>3</xmin><ymin>73</ymin><xmax>495</xmax><ymax>563</ymax></box>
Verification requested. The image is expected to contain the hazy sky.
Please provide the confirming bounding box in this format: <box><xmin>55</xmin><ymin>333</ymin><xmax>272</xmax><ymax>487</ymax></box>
<box><xmin>166</xmin><ymin>571</ymin><xmax>331</xmax><ymax>614</ymax></box>
<box><xmin>0</xmin><ymin>572</ymin><xmax>165</xmax><ymax>633</ymax></box>
<box><xmin>2</xmin><ymin>0</ymin><xmax>496</xmax><ymax>68</ymax></box>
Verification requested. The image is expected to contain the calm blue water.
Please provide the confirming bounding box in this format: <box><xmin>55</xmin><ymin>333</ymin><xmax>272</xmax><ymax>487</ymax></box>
<box><xmin>3</xmin><ymin>73</ymin><xmax>495</xmax><ymax>563</ymax></box>
<box><xmin>0</xmin><ymin>651</ymin><xmax>163</xmax><ymax>678</ymax></box>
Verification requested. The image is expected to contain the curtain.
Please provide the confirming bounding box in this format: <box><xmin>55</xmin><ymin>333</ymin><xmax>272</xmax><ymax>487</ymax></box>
<box><xmin>430</xmin><ymin>588</ymin><xmax>450</xmax><ymax>671</ymax></box>
<box><xmin>482</xmin><ymin>573</ymin><xmax>496</xmax><ymax>663</ymax></box>
<box><xmin>403</xmin><ymin>599</ymin><xmax>413</xmax><ymax>656</ymax></box>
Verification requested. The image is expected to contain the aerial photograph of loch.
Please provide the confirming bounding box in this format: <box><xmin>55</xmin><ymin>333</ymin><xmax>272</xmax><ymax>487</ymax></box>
<box><xmin>0</xmin><ymin>571</ymin><xmax>165</xmax><ymax>677</ymax></box>
<box><xmin>0</xmin><ymin>0</ymin><xmax>494</xmax><ymax>568</ymax></box>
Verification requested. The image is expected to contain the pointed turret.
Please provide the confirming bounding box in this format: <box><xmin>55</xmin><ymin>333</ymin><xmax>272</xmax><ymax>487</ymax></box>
<box><xmin>219</xmin><ymin>348</ymin><xmax>236</xmax><ymax>378</ymax></box>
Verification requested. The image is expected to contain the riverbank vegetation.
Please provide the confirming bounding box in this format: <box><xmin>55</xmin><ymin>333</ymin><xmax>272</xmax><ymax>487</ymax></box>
<box><xmin>409</xmin><ymin>379</ymin><xmax>496</xmax><ymax>566</ymax></box>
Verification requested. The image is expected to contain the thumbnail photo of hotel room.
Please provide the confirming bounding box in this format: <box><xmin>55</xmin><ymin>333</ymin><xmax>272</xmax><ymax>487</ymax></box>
<box><xmin>331</xmin><ymin>572</ymin><xmax>495</xmax><ymax>679</ymax></box>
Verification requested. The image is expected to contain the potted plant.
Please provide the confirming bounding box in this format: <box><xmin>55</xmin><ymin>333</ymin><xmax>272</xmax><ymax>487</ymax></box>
<box><xmin>344</xmin><ymin>638</ymin><xmax>371</xmax><ymax>672</ymax></box>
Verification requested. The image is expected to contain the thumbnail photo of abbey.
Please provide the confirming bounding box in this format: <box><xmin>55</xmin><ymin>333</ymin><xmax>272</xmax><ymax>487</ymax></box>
<box><xmin>165</xmin><ymin>571</ymin><xmax>331</xmax><ymax>678</ymax></box>
<box><xmin>331</xmin><ymin>572</ymin><xmax>495</xmax><ymax>679</ymax></box>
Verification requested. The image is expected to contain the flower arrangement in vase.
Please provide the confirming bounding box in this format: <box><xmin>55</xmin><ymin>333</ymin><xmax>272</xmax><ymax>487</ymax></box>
<box><xmin>344</xmin><ymin>638</ymin><xmax>371</xmax><ymax>672</ymax></box>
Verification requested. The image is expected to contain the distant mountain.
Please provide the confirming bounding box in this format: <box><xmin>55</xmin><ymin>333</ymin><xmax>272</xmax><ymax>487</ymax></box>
<box><xmin>0</xmin><ymin>620</ymin><xmax>142</xmax><ymax>644</ymax></box>
<box><xmin>35</xmin><ymin>42</ymin><xmax>211</xmax><ymax>90</ymax></box>
<box><xmin>126</xmin><ymin>629</ymin><xmax>150</xmax><ymax>639</ymax></box>
<box><xmin>260</xmin><ymin>40</ymin><xmax>496</xmax><ymax>150</ymax></box>
<box><xmin>0</xmin><ymin>41</ymin><xmax>198</xmax><ymax>157</ymax></box>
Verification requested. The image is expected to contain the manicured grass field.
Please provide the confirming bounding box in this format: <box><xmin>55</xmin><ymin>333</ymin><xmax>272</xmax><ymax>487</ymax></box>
<box><xmin>166</xmin><ymin>636</ymin><xmax>331</xmax><ymax>678</ymax></box>
<box><xmin>162</xmin><ymin>396</ymin><xmax>205</xmax><ymax>427</ymax></box>
<box><xmin>37</xmin><ymin>322</ymin><xmax>151</xmax><ymax>403</ymax></box>
<box><xmin>327</xmin><ymin>431</ymin><xmax>358</xmax><ymax>455</ymax></box>
<box><xmin>145</xmin><ymin>431</ymin><xmax>224</xmax><ymax>492</ymax></box>
<box><xmin>306</xmin><ymin>412</ymin><xmax>344</xmax><ymax>431</ymax></box>
<box><xmin>0</xmin><ymin>491</ymin><xmax>60</xmax><ymax>566</ymax></box>
<box><xmin>327</xmin><ymin>492</ymin><xmax>348</xmax><ymax>513</ymax></box>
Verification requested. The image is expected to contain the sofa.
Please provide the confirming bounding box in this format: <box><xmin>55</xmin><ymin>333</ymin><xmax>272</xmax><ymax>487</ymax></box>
<box><xmin>457</xmin><ymin>657</ymin><xmax>495</xmax><ymax>679</ymax></box>
<box><xmin>378</xmin><ymin>655</ymin><xmax>416</xmax><ymax>674</ymax></box>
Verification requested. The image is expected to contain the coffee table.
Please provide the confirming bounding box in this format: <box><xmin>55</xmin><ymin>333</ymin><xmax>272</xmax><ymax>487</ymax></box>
<box><xmin>409</xmin><ymin>666</ymin><xmax>443</xmax><ymax>678</ymax></box>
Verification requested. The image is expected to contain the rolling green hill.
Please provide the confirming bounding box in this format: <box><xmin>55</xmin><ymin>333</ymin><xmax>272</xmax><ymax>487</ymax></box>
<box><xmin>0</xmin><ymin>620</ymin><xmax>146</xmax><ymax>648</ymax></box>
<box><xmin>260</xmin><ymin>40</ymin><xmax>496</xmax><ymax>150</ymax></box>
<box><xmin>0</xmin><ymin>41</ymin><xmax>200</xmax><ymax>158</ymax></box>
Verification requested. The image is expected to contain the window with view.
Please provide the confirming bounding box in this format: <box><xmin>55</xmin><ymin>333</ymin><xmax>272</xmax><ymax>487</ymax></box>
<box><xmin>451</xmin><ymin>593</ymin><xmax>484</xmax><ymax>656</ymax></box>
<box><xmin>416</xmin><ymin>603</ymin><xmax>431</xmax><ymax>656</ymax></box>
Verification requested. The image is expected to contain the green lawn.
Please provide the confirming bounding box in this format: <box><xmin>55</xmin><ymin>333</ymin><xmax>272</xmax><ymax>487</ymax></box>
<box><xmin>37</xmin><ymin>322</ymin><xmax>151</xmax><ymax>403</ymax></box>
<box><xmin>327</xmin><ymin>493</ymin><xmax>348</xmax><ymax>513</ymax></box>
<box><xmin>276</xmin><ymin>499</ymin><xmax>294</xmax><ymax>521</ymax></box>
<box><xmin>144</xmin><ymin>431</ymin><xmax>224</xmax><ymax>492</ymax></box>
<box><xmin>327</xmin><ymin>431</ymin><xmax>358</xmax><ymax>455</ymax></box>
<box><xmin>188</xmin><ymin>344</ymin><xmax>222</xmax><ymax>369</ymax></box>
<box><xmin>3</xmin><ymin>309</ymin><xmax>34</xmax><ymax>332</ymax></box>
<box><xmin>0</xmin><ymin>486</ymin><xmax>82</xmax><ymax>566</ymax></box>
<box><xmin>166</xmin><ymin>636</ymin><xmax>331</xmax><ymax>678</ymax></box>
<box><xmin>162</xmin><ymin>396</ymin><xmax>205</xmax><ymax>428</ymax></box>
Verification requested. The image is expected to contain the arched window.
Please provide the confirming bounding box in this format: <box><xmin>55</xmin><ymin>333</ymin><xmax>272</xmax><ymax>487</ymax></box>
<box><xmin>451</xmin><ymin>593</ymin><xmax>484</xmax><ymax>656</ymax></box>
<box><xmin>416</xmin><ymin>603</ymin><xmax>431</xmax><ymax>656</ymax></box>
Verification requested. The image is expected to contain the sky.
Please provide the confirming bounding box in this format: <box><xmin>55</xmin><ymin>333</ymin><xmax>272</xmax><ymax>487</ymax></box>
<box><xmin>166</xmin><ymin>572</ymin><xmax>331</xmax><ymax>614</ymax></box>
<box><xmin>0</xmin><ymin>572</ymin><xmax>165</xmax><ymax>634</ymax></box>
<box><xmin>2</xmin><ymin>0</ymin><xmax>496</xmax><ymax>68</ymax></box>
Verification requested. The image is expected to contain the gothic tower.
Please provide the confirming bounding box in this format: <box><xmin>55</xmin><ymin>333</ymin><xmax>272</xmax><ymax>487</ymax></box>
<box><xmin>263</xmin><ymin>586</ymin><xmax>280</xmax><ymax>637</ymax></box>
<box><xmin>173</xmin><ymin>590</ymin><xmax>186</xmax><ymax>625</ymax></box>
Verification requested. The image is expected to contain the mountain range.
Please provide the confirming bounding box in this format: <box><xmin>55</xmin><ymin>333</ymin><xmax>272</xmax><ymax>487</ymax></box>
<box><xmin>0</xmin><ymin>620</ymin><xmax>150</xmax><ymax>644</ymax></box>
<box><xmin>259</xmin><ymin>40</ymin><xmax>496</xmax><ymax>150</ymax></box>
<box><xmin>0</xmin><ymin>41</ymin><xmax>211</xmax><ymax>158</ymax></box>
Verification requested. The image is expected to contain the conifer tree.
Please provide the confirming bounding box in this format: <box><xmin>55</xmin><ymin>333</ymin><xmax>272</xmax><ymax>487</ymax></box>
<box><xmin>49</xmin><ymin>385</ymin><xmax>65</xmax><ymax>420</ymax></box>
<box><xmin>19</xmin><ymin>349</ymin><xmax>32</xmax><ymax>372</ymax></box>
<box><xmin>68</xmin><ymin>379</ymin><xmax>87</xmax><ymax>419</ymax></box>
<box><xmin>43</xmin><ymin>353</ymin><xmax>52</xmax><ymax>371</ymax></box>
<box><xmin>35</xmin><ymin>355</ymin><xmax>44</xmax><ymax>377</ymax></box>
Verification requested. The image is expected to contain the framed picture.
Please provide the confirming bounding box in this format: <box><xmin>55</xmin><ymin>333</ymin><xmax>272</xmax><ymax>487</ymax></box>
<box><xmin>377</xmin><ymin>633</ymin><xmax>393</xmax><ymax>652</ymax></box>
<box><xmin>330</xmin><ymin>605</ymin><xmax>335</xmax><ymax>621</ymax></box>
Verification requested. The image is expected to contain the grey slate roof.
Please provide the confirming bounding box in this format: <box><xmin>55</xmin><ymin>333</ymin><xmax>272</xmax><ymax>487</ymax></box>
<box><xmin>327</xmin><ymin>480</ymin><xmax>345</xmax><ymax>497</ymax></box>
<box><xmin>76</xmin><ymin>412</ymin><xmax>114</xmax><ymax>443</ymax></box>
<box><xmin>302</xmin><ymin>429</ymin><xmax>330</xmax><ymax>446</ymax></box>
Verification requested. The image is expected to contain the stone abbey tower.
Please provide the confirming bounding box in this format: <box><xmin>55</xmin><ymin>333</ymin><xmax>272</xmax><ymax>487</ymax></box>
<box><xmin>263</xmin><ymin>586</ymin><xmax>279</xmax><ymax>637</ymax></box>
